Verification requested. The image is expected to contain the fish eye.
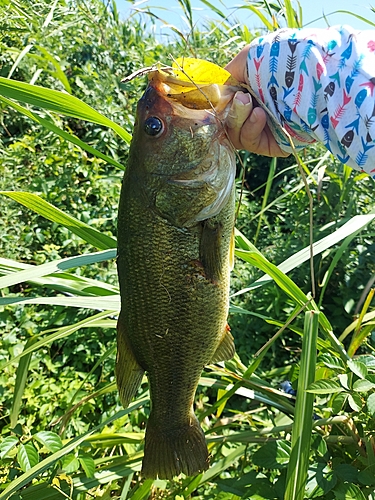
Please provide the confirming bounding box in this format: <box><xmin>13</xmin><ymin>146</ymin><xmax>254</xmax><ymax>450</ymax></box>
<box><xmin>144</xmin><ymin>116</ymin><xmax>164</xmax><ymax>137</ymax></box>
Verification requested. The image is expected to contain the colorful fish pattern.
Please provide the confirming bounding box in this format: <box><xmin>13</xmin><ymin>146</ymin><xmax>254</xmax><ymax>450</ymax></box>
<box><xmin>247</xmin><ymin>25</ymin><xmax>375</xmax><ymax>176</ymax></box>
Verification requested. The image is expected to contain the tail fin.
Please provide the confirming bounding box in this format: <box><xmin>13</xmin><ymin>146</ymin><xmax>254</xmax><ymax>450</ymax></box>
<box><xmin>142</xmin><ymin>411</ymin><xmax>209</xmax><ymax>479</ymax></box>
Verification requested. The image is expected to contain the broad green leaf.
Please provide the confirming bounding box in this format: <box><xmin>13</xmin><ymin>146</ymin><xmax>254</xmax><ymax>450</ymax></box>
<box><xmin>78</xmin><ymin>454</ymin><xmax>95</xmax><ymax>478</ymax></box>
<box><xmin>357</xmin><ymin>355</ymin><xmax>375</xmax><ymax>369</ymax></box>
<box><xmin>0</xmin><ymin>192</ymin><xmax>117</xmax><ymax>250</ymax></box>
<box><xmin>60</xmin><ymin>453</ymin><xmax>80</xmax><ymax>473</ymax></box>
<box><xmin>367</xmin><ymin>392</ymin><xmax>375</xmax><ymax>417</ymax></box>
<box><xmin>319</xmin><ymin>353</ymin><xmax>346</xmax><ymax>372</ymax></box>
<box><xmin>347</xmin><ymin>359</ymin><xmax>368</xmax><ymax>379</ymax></box>
<box><xmin>333</xmin><ymin>464</ymin><xmax>359</xmax><ymax>483</ymax></box>
<box><xmin>15</xmin><ymin>455</ymin><xmax>142</xmax><ymax>499</ymax></box>
<box><xmin>17</xmin><ymin>443</ymin><xmax>39</xmax><ymax>472</ymax></box>
<box><xmin>0</xmin><ymin>76</ymin><xmax>131</xmax><ymax>143</ymax></box>
<box><xmin>305</xmin><ymin>464</ymin><xmax>336</xmax><ymax>498</ymax></box>
<box><xmin>332</xmin><ymin>392</ymin><xmax>349</xmax><ymax>414</ymax></box>
<box><xmin>0</xmin><ymin>436</ymin><xmax>19</xmax><ymax>459</ymax></box>
<box><xmin>358</xmin><ymin>468</ymin><xmax>375</xmax><ymax>486</ymax></box>
<box><xmin>0</xmin><ymin>400</ymin><xmax>147</xmax><ymax>500</ymax></box>
<box><xmin>338</xmin><ymin>373</ymin><xmax>350</xmax><ymax>390</ymax></box>
<box><xmin>333</xmin><ymin>482</ymin><xmax>366</xmax><ymax>499</ymax></box>
<box><xmin>252</xmin><ymin>440</ymin><xmax>291</xmax><ymax>469</ymax></box>
<box><xmin>353</xmin><ymin>379</ymin><xmax>375</xmax><ymax>393</ymax></box>
<box><xmin>34</xmin><ymin>431</ymin><xmax>63</xmax><ymax>453</ymax></box>
<box><xmin>306</xmin><ymin>379</ymin><xmax>344</xmax><ymax>394</ymax></box>
<box><xmin>285</xmin><ymin>311</ymin><xmax>319</xmax><ymax>500</ymax></box>
<box><xmin>348</xmin><ymin>393</ymin><xmax>363</xmax><ymax>412</ymax></box>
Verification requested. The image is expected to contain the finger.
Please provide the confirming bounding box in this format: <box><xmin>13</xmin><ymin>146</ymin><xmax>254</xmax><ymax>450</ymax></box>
<box><xmin>238</xmin><ymin>106</ymin><xmax>268</xmax><ymax>151</ymax></box>
<box><xmin>226</xmin><ymin>91</ymin><xmax>252</xmax><ymax>132</ymax></box>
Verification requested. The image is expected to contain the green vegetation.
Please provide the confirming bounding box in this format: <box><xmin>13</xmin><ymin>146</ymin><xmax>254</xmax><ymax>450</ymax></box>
<box><xmin>1</xmin><ymin>0</ymin><xmax>375</xmax><ymax>498</ymax></box>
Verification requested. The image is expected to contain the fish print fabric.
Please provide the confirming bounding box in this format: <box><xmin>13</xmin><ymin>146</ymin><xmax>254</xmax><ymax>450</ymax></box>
<box><xmin>247</xmin><ymin>25</ymin><xmax>375</xmax><ymax>176</ymax></box>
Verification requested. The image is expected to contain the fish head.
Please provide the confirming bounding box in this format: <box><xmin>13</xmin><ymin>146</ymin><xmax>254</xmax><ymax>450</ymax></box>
<box><xmin>127</xmin><ymin>69</ymin><xmax>239</xmax><ymax>227</ymax></box>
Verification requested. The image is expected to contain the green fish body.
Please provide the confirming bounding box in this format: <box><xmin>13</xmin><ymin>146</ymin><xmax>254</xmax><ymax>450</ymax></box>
<box><xmin>116</xmin><ymin>72</ymin><xmax>237</xmax><ymax>479</ymax></box>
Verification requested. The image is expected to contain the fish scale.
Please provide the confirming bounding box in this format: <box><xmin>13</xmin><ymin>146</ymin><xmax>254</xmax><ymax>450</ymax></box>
<box><xmin>116</xmin><ymin>71</ymin><xmax>238</xmax><ymax>479</ymax></box>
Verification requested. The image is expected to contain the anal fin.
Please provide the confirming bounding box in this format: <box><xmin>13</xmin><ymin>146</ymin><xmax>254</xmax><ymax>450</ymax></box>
<box><xmin>210</xmin><ymin>326</ymin><xmax>236</xmax><ymax>363</ymax></box>
<box><xmin>116</xmin><ymin>312</ymin><xmax>144</xmax><ymax>408</ymax></box>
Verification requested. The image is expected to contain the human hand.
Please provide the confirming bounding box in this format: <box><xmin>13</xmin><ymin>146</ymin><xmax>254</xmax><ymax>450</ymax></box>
<box><xmin>225</xmin><ymin>46</ymin><xmax>289</xmax><ymax>157</ymax></box>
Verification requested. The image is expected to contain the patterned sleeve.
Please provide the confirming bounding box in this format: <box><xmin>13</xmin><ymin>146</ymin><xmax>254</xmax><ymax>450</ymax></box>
<box><xmin>247</xmin><ymin>25</ymin><xmax>375</xmax><ymax>176</ymax></box>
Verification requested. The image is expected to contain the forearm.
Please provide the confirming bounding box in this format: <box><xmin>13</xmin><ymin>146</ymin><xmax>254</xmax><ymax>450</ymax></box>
<box><xmin>246</xmin><ymin>25</ymin><xmax>375</xmax><ymax>176</ymax></box>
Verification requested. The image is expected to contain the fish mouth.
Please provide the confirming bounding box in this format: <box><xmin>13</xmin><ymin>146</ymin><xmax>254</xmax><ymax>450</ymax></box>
<box><xmin>147</xmin><ymin>67</ymin><xmax>240</xmax><ymax>114</ymax></box>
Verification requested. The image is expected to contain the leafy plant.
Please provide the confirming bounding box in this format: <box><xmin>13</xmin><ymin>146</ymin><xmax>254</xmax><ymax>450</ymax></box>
<box><xmin>1</xmin><ymin>0</ymin><xmax>375</xmax><ymax>499</ymax></box>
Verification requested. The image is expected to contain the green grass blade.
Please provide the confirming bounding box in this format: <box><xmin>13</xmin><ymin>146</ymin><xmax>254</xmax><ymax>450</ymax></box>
<box><xmin>0</xmin><ymin>256</ymin><xmax>119</xmax><ymax>296</ymax></box>
<box><xmin>34</xmin><ymin>45</ymin><xmax>72</xmax><ymax>93</ymax></box>
<box><xmin>60</xmin><ymin>345</ymin><xmax>117</xmax><ymax>431</ymax></box>
<box><xmin>0</xmin><ymin>76</ymin><xmax>131</xmax><ymax>143</ymax></box>
<box><xmin>237</xmin><ymin>5</ymin><xmax>273</xmax><ymax>31</ymax></box>
<box><xmin>0</xmin><ymin>95</ymin><xmax>124</xmax><ymax>169</ymax></box>
<box><xmin>7</xmin><ymin>44</ymin><xmax>33</xmax><ymax>79</ymax></box>
<box><xmin>283</xmin><ymin>0</ymin><xmax>299</xmax><ymax>27</ymax></box>
<box><xmin>348</xmin><ymin>288</ymin><xmax>375</xmax><ymax>357</ymax></box>
<box><xmin>0</xmin><ymin>191</ymin><xmax>117</xmax><ymax>250</ymax></box>
<box><xmin>284</xmin><ymin>311</ymin><xmax>319</xmax><ymax>500</ymax></box>
<box><xmin>199</xmin><ymin>0</ymin><xmax>226</xmax><ymax>19</ymax></box>
<box><xmin>10</xmin><ymin>336</ymin><xmax>39</xmax><ymax>428</ymax></box>
<box><xmin>234</xmin><ymin>245</ymin><xmax>348</xmax><ymax>361</ymax></box>
<box><xmin>254</xmin><ymin>157</ymin><xmax>276</xmax><ymax>246</ymax></box>
<box><xmin>130</xmin><ymin>479</ymin><xmax>154</xmax><ymax>500</ymax></box>
<box><xmin>199</xmin><ymin>445</ymin><xmax>246</xmax><ymax>484</ymax></box>
<box><xmin>0</xmin><ymin>398</ymin><xmax>147</xmax><ymax>500</ymax></box>
<box><xmin>1</xmin><ymin>312</ymin><xmax>116</xmax><ymax>370</ymax></box>
<box><xmin>234</xmin><ymin>213</ymin><xmax>375</xmax><ymax>293</ymax></box>
<box><xmin>0</xmin><ymin>249</ymin><xmax>116</xmax><ymax>290</ymax></box>
<box><xmin>330</xmin><ymin>10</ymin><xmax>375</xmax><ymax>27</ymax></box>
<box><xmin>317</xmin><ymin>231</ymin><xmax>365</xmax><ymax>308</ymax></box>
<box><xmin>0</xmin><ymin>295</ymin><xmax>121</xmax><ymax>310</ymax></box>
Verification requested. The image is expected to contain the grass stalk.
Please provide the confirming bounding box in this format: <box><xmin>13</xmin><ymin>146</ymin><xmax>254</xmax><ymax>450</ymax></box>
<box><xmin>284</xmin><ymin>311</ymin><xmax>319</xmax><ymax>500</ymax></box>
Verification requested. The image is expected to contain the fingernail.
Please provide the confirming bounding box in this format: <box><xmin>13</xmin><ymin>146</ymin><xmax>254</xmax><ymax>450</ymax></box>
<box><xmin>226</xmin><ymin>91</ymin><xmax>252</xmax><ymax>129</ymax></box>
<box><xmin>234</xmin><ymin>91</ymin><xmax>251</xmax><ymax>106</ymax></box>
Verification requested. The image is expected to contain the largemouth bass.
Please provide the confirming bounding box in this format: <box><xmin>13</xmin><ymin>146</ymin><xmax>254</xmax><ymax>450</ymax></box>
<box><xmin>116</xmin><ymin>65</ymin><xmax>238</xmax><ymax>479</ymax></box>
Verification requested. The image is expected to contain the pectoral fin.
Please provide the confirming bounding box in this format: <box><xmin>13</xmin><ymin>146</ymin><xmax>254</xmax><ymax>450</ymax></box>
<box><xmin>116</xmin><ymin>312</ymin><xmax>144</xmax><ymax>408</ymax></box>
<box><xmin>210</xmin><ymin>326</ymin><xmax>236</xmax><ymax>363</ymax></box>
<box><xmin>200</xmin><ymin>220</ymin><xmax>223</xmax><ymax>283</ymax></box>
